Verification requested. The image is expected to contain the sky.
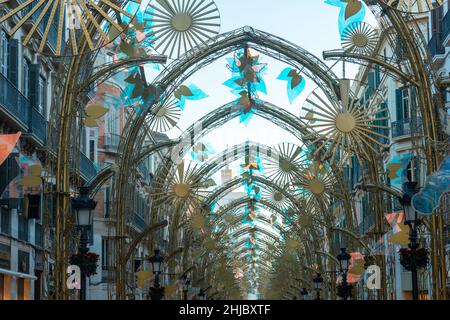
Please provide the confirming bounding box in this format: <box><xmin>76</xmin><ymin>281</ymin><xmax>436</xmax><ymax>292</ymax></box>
<box><xmin>142</xmin><ymin>0</ymin><xmax>378</xmax><ymax>182</ymax></box>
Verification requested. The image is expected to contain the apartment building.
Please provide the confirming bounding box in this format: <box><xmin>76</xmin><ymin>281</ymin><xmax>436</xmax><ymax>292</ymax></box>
<box><xmin>343</xmin><ymin>9</ymin><xmax>434</xmax><ymax>300</ymax></box>
<box><xmin>0</xmin><ymin>2</ymin><xmax>99</xmax><ymax>300</ymax></box>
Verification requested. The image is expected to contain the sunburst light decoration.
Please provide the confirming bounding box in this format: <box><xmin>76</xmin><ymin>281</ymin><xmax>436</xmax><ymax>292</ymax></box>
<box><xmin>150</xmin><ymin>160</ymin><xmax>207</xmax><ymax>210</ymax></box>
<box><xmin>300</xmin><ymin>79</ymin><xmax>390</xmax><ymax>166</ymax></box>
<box><xmin>148</xmin><ymin>97</ymin><xmax>181</xmax><ymax>132</ymax></box>
<box><xmin>264</xmin><ymin>142</ymin><xmax>309</xmax><ymax>187</ymax></box>
<box><xmin>143</xmin><ymin>0</ymin><xmax>221</xmax><ymax>59</ymax></box>
<box><xmin>380</xmin><ymin>0</ymin><xmax>444</xmax><ymax>13</ymax></box>
<box><xmin>261</xmin><ymin>188</ymin><xmax>291</xmax><ymax>212</ymax></box>
<box><xmin>292</xmin><ymin>161</ymin><xmax>335</xmax><ymax>212</ymax></box>
<box><xmin>341</xmin><ymin>22</ymin><xmax>379</xmax><ymax>56</ymax></box>
<box><xmin>0</xmin><ymin>0</ymin><xmax>143</xmax><ymax>57</ymax></box>
<box><xmin>224</xmin><ymin>48</ymin><xmax>268</xmax><ymax>125</ymax></box>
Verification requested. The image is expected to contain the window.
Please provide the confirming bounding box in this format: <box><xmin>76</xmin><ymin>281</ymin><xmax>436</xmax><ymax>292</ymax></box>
<box><xmin>402</xmin><ymin>88</ymin><xmax>410</xmax><ymax>121</ymax></box>
<box><xmin>407</xmin><ymin>158</ymin><xmax>419</xmax><ymax>183</ymax></box>
<box><xmin>18</xmin><ymin>214</ymin><xmax>29</xmax><ymax>242</ymax></box>
<box><xmin>89</xmin><ymin>139</ymin><xmax>95</xmax><ymax>161</ymax></box>
<box><xmin>18</xmin><ymin>250</ymin><xmax>29</xmax><ymax>274</ymax></box>
<box><xmin>0</xmin><ymin>207</ymin><xmax>11</xmax><ymax>234</ymax></box>
<box><xmin>0</xmin><ymin>30</ymin><xmax>8</xmax><ymax>76</ymax></box>
<box><xmin>23</xmin><ymin>58</ymin><xmax>30</xmax><ymax>98</ymax></box>
<box><xmin>38</xmin><ymin>75</ymin><xmax>47</xmax><ymax>114</ymax></box>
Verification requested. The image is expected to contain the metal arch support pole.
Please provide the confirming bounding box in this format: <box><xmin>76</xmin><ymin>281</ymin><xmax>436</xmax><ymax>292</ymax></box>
<box><xmin>322</xmin><ymin>50</ymin><xmax>419</xmax><ymax>87</ymax></box>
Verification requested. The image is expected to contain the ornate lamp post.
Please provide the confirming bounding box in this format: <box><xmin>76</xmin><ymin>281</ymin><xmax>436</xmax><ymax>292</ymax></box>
<box><xmin>182</xmin><ymin>275</ymin><xmax>192</xmax><ymax>300</ymax></box>
<box><xmin>313</xmin><ymin>273</ymin><xmax>323</xmax><ymax>300</ymax></box>
<box><xmin>337</xmin><ymin>248</ymin><xmax>352</xmax><ymax>300</ymax></box>
<box><xmin>149</xmin><ymin>249</ymin><xmax>164</xmax><ymax>300</ymax></box>
<box><xmin>300</xmin><ymin>287</ymin><xmax>309</xmax><ymax>300</ymax></box>
<box><xmin>198</xmin><ymin>288</ymin><xmax>206</xmax><ymax>300</ymax></box>
<box><xmin>400</xmin><ymin>181</ymin><xmax>422</xmax><ymax>300</ymax></box>
<box><xmin>71</xmin><ymin>186</ymin><xmax>97</xmax><ymax>300</ymax></box>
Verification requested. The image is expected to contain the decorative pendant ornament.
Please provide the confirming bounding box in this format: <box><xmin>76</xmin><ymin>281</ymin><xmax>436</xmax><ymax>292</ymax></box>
<box><xmin>0</xmin><ymin>0</ymin><xmax>143</xmax><ymax>57</ymax></box>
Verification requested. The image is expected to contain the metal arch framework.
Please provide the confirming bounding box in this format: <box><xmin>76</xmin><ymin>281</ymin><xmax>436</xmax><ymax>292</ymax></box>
<box><xmin>48</xmin><ymin>1</ymin><xmax>447</xmax><ymax>300</ymax></box>
<box><xmin>112</xmin><ymin>26</ymin><xmax>364</xmax><ymax>298</ymax></box>
<box><xmin>204</xmin><ymin>176</ymin><xmax>303</xmax><ymax>212</ymax></box>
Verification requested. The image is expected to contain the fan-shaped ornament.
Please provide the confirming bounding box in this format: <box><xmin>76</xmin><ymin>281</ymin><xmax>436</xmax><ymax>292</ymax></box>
<box><xmin>341</xmin><ymin>22</ymin><xmax>378</xmax><ymax>56</ymax></box>
<box><xmin>380</xmin><ymin>0</ymin><xmax>443</xmax><ymax>13</ymax></box>
<box><xmin>144</xmin><ymin>0</ymin><xmax>221</xmax><ymax>59</ymax></box>
<box><xmin>149</xmin><ymin>97</ymin><xmax>181</xmax><ymax>132</ymax></box>
<box><xmin>264</xmin><ymin>142</ymin><xmax>308</xmax><ymax>187</ymax></box>
<box><xmin>300</xmin><ymin>79</ymin><xmax>389</xmax><ymax>166</ymax></box>
<box><xmin>0</xmin><ymin>0</ymin><xmax>143</xmax><ymax>57</ymax></box>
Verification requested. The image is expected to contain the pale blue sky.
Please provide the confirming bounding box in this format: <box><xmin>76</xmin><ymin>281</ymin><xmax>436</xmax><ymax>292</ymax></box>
<box><xmin>143</xmin><ymin>0</ymin><xmax>377</xmax><ymax>179</ymax></box>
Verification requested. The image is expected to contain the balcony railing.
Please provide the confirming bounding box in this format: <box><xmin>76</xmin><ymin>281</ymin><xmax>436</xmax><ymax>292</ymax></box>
<box><xmin>0</xmin><ymin>72</ymin><xmax>30</xmax><ymax>126</ymax></box>
<box><xmin>392</xmin><ymin>120</ymin><xmax>411</xmax><ymax>138</ymax></box>
<box><xmin>103</xmin><ymin>133</ymin><xmax>121</xmax><ymax>151</ymax></box>
<box><xmin>443</xmin><ymin>9</ymin><xmax>450</xmax><ymax>46</ymax></box>
<box><xmin>29</xmin><ymin>107</ymin><xmax>47</xmax><ymax>144</ymax></box>
<box><xmin>79</xmin><ymin>152</ymin><xmax>98</xmax><ymax>181</ymax></box>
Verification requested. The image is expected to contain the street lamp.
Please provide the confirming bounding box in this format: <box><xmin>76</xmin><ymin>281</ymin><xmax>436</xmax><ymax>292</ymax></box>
<box><xmin>198</xmin><ymin>288</ymin><xmax>206</xmax><ymax>300</ymax></box>
<box><xmin>400</xmin><ymin>181</ymin><xmax>421</xmax><ymax>300</ymax></box>
<box><xmin>149</xmin><ymin>249</ymin><xmax>164</xmax><ymax>300</ymax></box>
<box><xmin>337</xmin><ymin>248</ymin><xmax>352</xmax><ymax>300</ymax></box>
<box><xmin>71</xmin><ymin>186</ymin><xmax>97</xmax><ymax>300</ymax></box>
<box><xmin>300</xmin><ymin>287</ymin><xmax>309</xmax><ymax>300</ymax></box>
<box><xmin>182</xmin><ymin>275</ymin><xmax>191</xmax><ymax>300</ymax></box>
<box><xmin>313</xmin><ymin>273</ymin><xmax>323</xmax><ymax>300</ymax></box>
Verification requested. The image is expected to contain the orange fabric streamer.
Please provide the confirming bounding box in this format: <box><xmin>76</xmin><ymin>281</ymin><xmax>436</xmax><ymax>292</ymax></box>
<box><xmin>0</xmin><ymin>132</ymin><xmax>21</xmax><ymax>166</ymax></box>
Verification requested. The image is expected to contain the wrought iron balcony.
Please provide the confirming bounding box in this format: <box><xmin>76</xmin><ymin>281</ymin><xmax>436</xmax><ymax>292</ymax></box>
<box><xmin>103</xmin><ymin>133</ymin><xmax>121</xmax><ymax>152</ymax></box>
<box><xmin>0</xmin><ymin>72</ymin><xmax>30</xmax><ymax>127</ymax></box>
<box><xmin>79</xmin><ymin>152</ymin><xmax>98</xmax><ymax>181</ymax></box>
<box><xmin>444</xmin><ymin>9</ymin><xmax>450</xmax><ymax>47</ymax></box>
<box><xmin>28</xmin><ymin>107</ymin><xmax>47</xmax><ymax>144</ymax></box>
<box><xmin>392</xmin><ymin>120</ymin><xmax>411</xmax><ymax>138</ymax></box>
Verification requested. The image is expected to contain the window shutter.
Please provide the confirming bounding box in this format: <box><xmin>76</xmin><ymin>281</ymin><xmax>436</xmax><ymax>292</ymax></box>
<box><xmin>7</xmin><ymin>39</ymin><xmax>18</xmax><ymax>86</ymax></box>
<box><xmin>375</xmin><ymin>65</ymin><xmax>381</xmax><ymax>88</ymax></box>
<box><xmin>395</xmin><ymin>88</ymin><xmax>403</xmax><ymax>121</ymax></box>
<box><xmin>29</xmin><ymin>64</ymin><xmax>40</xmax><ymax>109</ymax></box>
<box><xmin>368</xmin><ymin>72</ymin><xmax>375</xmax><ymax>92</ymax></box>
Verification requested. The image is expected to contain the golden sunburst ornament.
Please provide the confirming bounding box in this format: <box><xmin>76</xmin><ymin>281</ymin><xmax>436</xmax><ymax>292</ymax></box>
<box><xmin>144</xmin><ymin>0</ymin><xmax>221</xmax><ymax>59</ymax></box>
<box><xmin>264</xmin><ymin>142</ymin><xmax>308</xmax><ymax>187</ymax></box>
<box><xmin>148</xmin><ymin>97</ymin><xmax>181</xmax><ymax>132</ymax></box>
<box><xmin>300</xmin><ymin>79</ymin><xmax>389</xmax><ymax>166</ymax></box>
<box><xmin>341</xmin><ymin>22</ymin><xmax>378</xmax><ymax>56</ymax></box>
<box><xmin>292</xmin><ymin>161</ymin><xmax>335</xmax><ymax>212</ymax></box>
<box><xmin>261</xmin><ymin>188</ymin><xmax>291</xmax><ymax>212</ymax></box>
<box><xmin>0</xmin><ymin>0</ymin><xmax>142</xmax><ymax>56</ymax></box>
<box><xmin>380</xmin><ymin>0</ymin><xmax>443</xmax><ymax>13</ymax></box>
<box><xmin>151</xmin><ymin>160</ymin><xmax>206</xmax><ymax>209</ymax></box>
